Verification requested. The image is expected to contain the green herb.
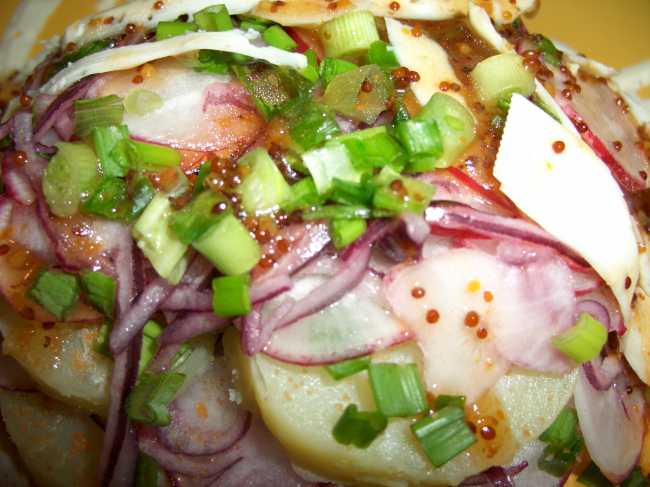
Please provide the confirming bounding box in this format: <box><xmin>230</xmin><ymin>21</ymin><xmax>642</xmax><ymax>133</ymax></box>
<box><xmin>82</xmin><ymin>177</ymin><xmax>128</xmax><ymax>219</ymax></box>
<box><xmin>538</xmin><ymin>408</ymin><xmax>583</xmax><ymax>477</ymax></box>
<box><xmin>74</xmin><ymin>95</ymin><xmax>124</xmax><ymax>137</ymax></box>
<box><xmin>135</xmin><ymin>454</ymin><xmax>161</xmax><ymax>487</ymax></box>
<box><xmin>28</xmin><ymin>270</ymin><xmax>79</xmax><ymax>320</ymax></box>
<box><xmin>212</xmin><ymin>275</ymin><xmax>251</xmax><ymax>317</ymax></box>
<box><xmin>193</xmin><ymin>4</ymin><xmax>233</xmax><ymax>32</ymax></box>
<box><xmin>262</xmin><ymin>25</ymin><xmax>297</xmax><ymax>51</ymax></box>
<box><xmin>552</xmin><ymin>313</ymin><xmax>608</xmax><ymax>364</ymax></box>
<box><xmin>302</xmin><ymin>205</ymin><xmax>372</xmax><ymax>221</ymax></box>
<box><xmin>367</xmin><ymin>40</ymin><xmax>399</xmax><ymax>70</ymax></box>
<box><xmin>368</xmin><ymin>363</ymin><xmax>428</xmax><ymax>417</ymax></box>
<box><xmin>283</xmin><ymin>177</ymin><xmax>322</xmax><ymax>213</ymax></box>
<box><xmin>330</xmin><ymin>218</ymin><xmax>367</xmax><ymax>249</ymax></box>
<box><xmin>91</xmin><ymin>125</ymin><xmax>131</xmax><ymax>178</ymax></box>
<box><xmin>577</xmin><ymin>463</ymin><xmax>613</xmax><ymax>487</ymax></box>
<box><xmin>319</xmin><ymin>10</ymin><xmax>380</xmax><ymax>58</ymax></box>
<box><xmin>139</xmin><ymin>321</ymin><xmax>163</xmax><ymax>375</ymax></box>
<box><xmin>434</xmin><ymin>395</ymin><xmax>466</xmax><ymax>410</ymax></box>
<box><xmin>326</xmin><ymin>356</ymin><xmax>371</xmax><ymax>380</ymax></box>
<box><xmin>169</xmin><ymin>191</ymin><xmax>225</xmax><ymax>244</ymax></box>
<box><xmin>289</xmin><ymin>101</ymin><xmax>341</xmax><ymax>151</ymax></box>
<box><xmin>536</xmin><ymin>35</ymin><xmax>562</xmax><ymax>67</ymax></box>
<box><xmin>93</xmin><ymin>323</ymin><xmax>111</xmax><ymax>356</ymax></box>
<box><xmin>320</xmin><ymin>58</ymin><xmax>357</xmax><ymax>86</ymax></box>
<box><xmin>156</xmin><ymin>21</ymin><xmax>198</xmax><ymax>41</ymax></box>
<box><xmin>130</xmin><ymin>177</ymin><xmax>156</xmax><ymax>219</ymax></box>
<box><xmin>125</xmin><ymin>371</ymin><xmax>186</xmax><ymax>426</ymax></box>
<box><xmin>332</xmin><ymin>404</ymin><xmax>387</xmax><ymax>448</ymax></box>
<box><xmin>80</xmin><ymin>270</ymin><xmax>116</xmax><ymax>318</ymax></box>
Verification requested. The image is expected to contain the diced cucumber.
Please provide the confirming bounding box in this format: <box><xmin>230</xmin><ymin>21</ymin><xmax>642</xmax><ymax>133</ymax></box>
<box><xmin>237</xmin><ymin>148</ymin><xmax>291</xmax><ymax>215</ymax></box>
<box><xmin>470</xmin><ymin>53</ymin><xmax>535</xmax><ymax>108</ymax></box>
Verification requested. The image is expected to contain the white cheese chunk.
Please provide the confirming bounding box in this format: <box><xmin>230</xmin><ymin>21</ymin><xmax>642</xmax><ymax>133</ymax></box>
<box><xmin>494</xmin><ymin>94</ymin><xmax>639</xmax><ymax>322</ymax></box>
<box><xmin>41</xmin><ymin>30</ymin><xmax>307</xmax><ymax>95</ymax></box>
<box><xmin>385</xmin><ymin>17</ymin><xmax>466</xmax><ymax>107</ymax></box>
<box><xmin>64</xmin><ymin>0</ymin><xmax>261</xmax><ymax>45</ymax></box>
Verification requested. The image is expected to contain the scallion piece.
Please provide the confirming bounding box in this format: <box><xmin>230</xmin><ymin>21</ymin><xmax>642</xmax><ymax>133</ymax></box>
<box><xmin>411</xmin><ymin>406</ymin><xmax>477</xmax><ymax>467</ymax></box>
<box><xmin>470</xmin><ymin>53</ymin><xmax>535</xmax><ymax>109</ymax></box>
<box><xmin>330</xmin><ymin>218</ymin><xmax>367</xmax><ymax>249</ymax></box>
<box><xmin>540</xmin><ymin>409</ymin><xmax>579</xmax><ymax>449</ymax></box>
<box><xmin>302</xmin><ymin>142</ymin><xmax>363</xmax><ymax>194</ymax></box>
<box><xmin>93</xmin><ymin>323</ymin><xmax>111</xmax><ymax>356</ymax></box>
<box><xmin>368</xmin><ymin>363</ymin><xmax>427</xmax><ymax>417</ymax></box>
<box><xmin>577</xmin><ymin>463</ymin><xmax>614</xmax><ymax>487</ymax></box>
<box><xmin>28</xmin><ymin>270</ymin><xmax>79</xmax><ymax>320</ymax></box>
<box><xmin>91</xmin><ymin>125</ymin><xmax>131</xmax><ymax>178</ymax></box>
<box><xmin>42</xmin><ymin>142</ymin><xmax>98</xmax><ymax>217</ymax></box>
<box><xmin>330</xmin><ymin>178</ymin><xmax>375</xmax><ymax>206</ymax></box>
<box><xmin>193</xmin><ymin>4</ymin><xmax>233</xmax><ymax>32</ymax></box>
<box><xmin>319</xmin><ymin>10</ymin><xmax>379</xmax><ymax>58</ymax></box>
<box><xmin>170</xmin><ymin>343</ymin><xmax>193</xmax><ymax>371</ymax></box>
<box><xmin>262</xmin><ymin>25</ymin><xmax>297</xmax><ymax>51</ymax></box>
<box><xmin>434</xmin><ymin>395</ymin><xmax>466</xmax><ymax>410</ymax></box>
<box><xmin>194</xmin><ymin>49</ymin><xmax>230</xmax><ymax>74</ymax></box>
<box><xmin>326</xmin><ymin>356</ymin><xmax>371</xmax><ymax>380</ymax></box>
<box><xmin>538</xmin><ymin>408</ymin><xmax>583</xmax><ymax>477</ymax></box>
<box><xmin>320</xmin><ymin>57</ymin><xmax>357</xmax><ymax>86</ymax></box>
<box><xmin>53</xmin><ymin>39</ymin><xmax>112</xmax><ymax>74</ymax></box>
<box><xmin>135</xmin><ymin>453</ymin><xmax>161</xmax><ymax>487</ymax></box>
<box><xmin>290</xmin><ymin>102</ymin><xmax>341</xmax><ymax>151</ymax></box>
<box><xmin>212</xmin><ymin>275</ymin><xmax>251</xmax><ymax>317</ymax></box>
<box><xmin>300</xmin><ymin>49</ymin><xmax>320</xmax><ymax>82</ymax></box>
<box><xmin>192</xmin><ymin>162</ymin><xmax>212</xmax><ymax>197</ymax></box>
<box><xmin>131</xmin><ymin>177</ymin><xmax>156</xmax><ymax>219</ymax></box>
<box><xmin>139</xmin><ymin>321</ymin><xmax>163</xmax><ymax>375</ymax></box>
<box><xmin>192</xmin><ymin>213</ymin><xmax>260</xmax><ymax>276</ymax></box>
<box><xmin>338</xmin><ymin>126</ymin><xmax>406</xmax><ymax>172</ymax></box>
<box><xmin>156</xmin><ymin>21</ymin><xmax>198</xmax><ymax>41</ymax></box>
<box><xmin>394</xmin><ymin>119</ymin><xmax>443</xmax><ymax>171</ymax></box>
<box><xmin>130</xmin><ymin>140</ymin><xmax>181</xmax><ymax>170</ymax></box>
<box><xmin>239</xmin><ymin>16</ymin><xmax>271</xmax><ymax>33</ymax></box>
<box><xmin>125</xmin><ymin>89</ymin><xmax>163</xmax><ymax>116</ymax></box>
<box><xmin>372</xmin><ymin>168</ymin><xmax>436</xmax><ymax>215</ymax></box>
<box><xmin>552</xmin><ymin>313</ymin><xmax>608</xmax><ymax>364</ymax></box>
<box><xmin>282</xmin><ymin>177</ymin><xmax>322</xmax><ymax>212</ymax></box>
<box><xmin>367</xmin><ymin>40</ymin><xmax>399</xmax><ymax>70</ymax></box>
<box><xmin>125</xmin><ymin>371</ymin><xmax>186</xmax><ymax>426</ymax></box>
<box><xmin>302</xmin><ymin>205</ymin><xmax>371</xmax><ymax>221</ymax></box>
<box><xmin>237</xmin><ymin>148</ymin><xmax>291</xmax><ymax>215</ymax></box>
<box><xmin>80</xmin><ymin>270</ymin><xmax>116</xmax><ymax>318</ymax></box>
<box><xmin>621</xmin><ymin>468</ymin><xmax>649</xmax><ymax>487</ymax></box>
<box><xmin>169</xmin><ymin>191</ymin><xmax>225</xmax><ymax>244</ymax></box>
<box><xmin>74</xmin><ymin>95</ymin><xmax>124</xmax><ymax>137</ymax></box>
<box><xmin>332</xmin><ymin>404</ymin><xmax>387</xmax><ymax>448</ymax></box>
<box><xmin>536</xmin><ymin>35</ymin><xmax>562</xmax><ymax>67</ymax></box>
<box><xmin>82</xmin><ymin>177</ymin><xmax>128</xmax><ymax>219</ymax></box>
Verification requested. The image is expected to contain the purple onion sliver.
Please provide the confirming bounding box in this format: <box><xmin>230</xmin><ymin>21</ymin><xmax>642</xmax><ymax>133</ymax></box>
<box><xmin>161</xmin><ymin>312</ymin><xmax>230</xmax><ymax>346</ymax></box>
<box><xmin>3</xmin><ymin>162</ymin><xmax>36</xmax><ymax>206</ymax></box>
<box><xmin>575</xmin><ymin>299</ymin><xmax>611</xmax><ymax>330</ymax></box>
<box><xmin>161</xmin><ymin>287</ymin><xmax>212</xmax><ymax>312</ymax></box>
<box><xmin>249</xmin><ymin>273</ymin><xmax>292</xmax><ymax>304</ymax></box>
<box><xmin>401</xmin><ymin>212</ymin><xmax>430</xmax><ymax>245</ymax></box>
<box><xmin>459</xmin><ymin>461</ymin><xmax>528</xmax><ymax>486</ymax></box>
<box><xmin>0</xmin><ymin>197</ymin><xmax>13</xmax><ymax>233</ymax></box>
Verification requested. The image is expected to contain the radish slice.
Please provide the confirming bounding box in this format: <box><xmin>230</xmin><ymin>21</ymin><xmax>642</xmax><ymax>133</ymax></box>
<box><xmin>263</xmin><ymin>259</ymin><xmax>410</xmax><ymax>365</ymax></box>
<box><xmin>95</xmin><ymin>59</ymin><xmax>264</xmax><ymax>152</ymax></box>
<box><xmin>574</xmin><ymin>366</ymin><xmax>645</xmax><ymax>483</ymax></box>
<box><xmin>159</xmin><ymin>359</ymin><xmax>248</xmax><ymax>456</ymax></box>
<box><xmin>384</xmin><ymin>247</ymin><xmax>575</xmax><ymax>402</ymax></box>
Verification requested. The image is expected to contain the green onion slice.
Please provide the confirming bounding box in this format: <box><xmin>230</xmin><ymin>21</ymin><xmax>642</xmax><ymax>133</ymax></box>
<box><xmin>156</xmin><ymin>21</ymin><xmax>198</xmax><ymax>41</ymax></box>
<box><xmin>82</xmin><ymin>177</ymin><xmax>129</xmax><ymax>220</ymax></box>
<box><xmin>326</xmin><ymin>355</ymin><xmax>371</xmax><ymax>380</ymax></box>
<box><xmin>577</xmin><ymin>462</ymin><xmax>614</xmax><ymax>487</ymax></box>
<box><xmin>80</xmin><ymin>270</ymin><xmax>116</xmax><ymax>318</ymax></box>
<box><xmin>320</xmin><ymin>57</ymin><xmax>357</xmax><ymax>86</ymax></box>
<box><xmin>125</xmin><ymin>89</ymin><xmax>163</xmax><ymax>116</ymax></box>
<box><xmin>332</xmin><ymin>404</ymin><xmax>387</xmax><ymax>448</ymax></box>
<box><xmin>135</xmin><ymin>453</ymin><xmax>162</xmax><ymax>487</ymax></box>
<box><xmin>212</xmin><ymin>275</ymin><xmax>251</xmax><ymax>317</ymax></box>
<box><xmin>319</xmin><ymin>10</ymin><xmax>379</xmax><ymax>58</ymax></box>
<box><xmin>74</xmin><ymin>95</ymin><xmax>124</xmax><ymax>137</ymax></box>
<box><xmin>193</xmin><ymin>4</ymin><xmax>233</xmax><ymax>32</ymax></box>
<box><xmin>330</xmin><ymin>218</ymin><xmax>367</xmax><ymax>249</ymax></box>
<box><xmin>552</xmin><ymin>313</ymin><xmax>608</xmax><ymax>364</ymax></box>
<box><xmin>28</xmin><ymin>270</ymin><xmax>80</xmax><ymax>320</ymax></box>
<box><xmin>125</xmin><ymin>371</ymin><xmax>186</xmax><ymax>426</ymax></box>
<box><xmin>368</xmin><ymin>362</ymin><xmax>428</xmax><ymax>417</ymax></box>
<box><xmin>169</xmin><ymin>191</ymin><xmax>226</xmax><ymax>245</ymax></box>
<box><xmin>262</xmin><ymin>25</ymin><xmax>297</xmax><ymax>51</ymax></box>
<box><xmin>434</xmin><ymin>395</ymin><xmax>466</xmax><ymax>411</ymax></box>
<box><xmin>91</xmin><ymin>125</ymin><xmax>131</xmax><ymax>178</ymax></box>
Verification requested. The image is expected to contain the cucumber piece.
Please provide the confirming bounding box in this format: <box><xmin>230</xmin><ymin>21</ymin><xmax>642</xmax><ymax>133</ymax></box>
<box><xmin>470</xmin><ymin>53</ymin><xmax>535</xmax><ymax>108</ymax></box>
<box><xmin>192</xmin><ymin>213</ymin><xmax>261</xmax><ymax>276</ymax></box>
<box><xmin>133</xmin><ymin>194</ymin><xmax>188</xmax><ymax>284</ymax></box>
<box><xmin>237</xmin><ymin>148</ymin><xmax>291</xmax><ymax>215</ymax></box>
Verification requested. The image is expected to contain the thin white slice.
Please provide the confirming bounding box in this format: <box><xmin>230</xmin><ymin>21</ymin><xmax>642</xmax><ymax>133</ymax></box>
<box><xmin>63</xmin><ymin>0</ymin><xmax>261</xmax><ymax>45</ymax></box>
<box><xmin>385</xmin><ymin>18</ymin><xmax>466</xmax><ymax>108</ymax></box>
<box><xmin>622</xmin><ymin>290</ymin><xmax>650</xmax><ymax>384</ymax></box>
<box><xmin>0</xmin><ymin>391</ymin><xmax>103</xmax><ymax>487</ymax></box>
<box><xmin>494</xmin><ymin>94</ymin><xmax>639</xmax><ymax>322</ymax></box>
<box><xmin>42</xmin><ymin>30</ymin><xmax>307</xmax><ymax>95</ymax></box>
<box><xmin>226</xmin><ymin>331</ymin><xmax>577</xmax><ymax>487</ymax></box>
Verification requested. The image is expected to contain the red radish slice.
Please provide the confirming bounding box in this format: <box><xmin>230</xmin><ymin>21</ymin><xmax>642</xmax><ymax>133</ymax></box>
<box><xmin>263</xmin><ymin>261</ymin><xmax>410</xmax><ymax>365</ymax></box>
<box><xmin>574</xmin><ymin>366</ymin><xmax>645</xmax><ymax>483</ymax></box>
<box><xmin>94</xmin><ymin>59</ymin><xmax>264</xmax><ymax>153</ymax></box>
<box><xmin>159</xmin><ymin>360</ymin><xmax>248</xmax><ymax>456</ymax></box>
<box><xmin>582</xmin><ymin>355</ymin><xmax>623</xmax><ymax>391</ymax></box>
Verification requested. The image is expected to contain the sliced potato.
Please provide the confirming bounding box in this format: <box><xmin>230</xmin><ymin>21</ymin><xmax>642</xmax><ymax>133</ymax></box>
<box><xmin>2</xmin><ymin>320</ymin><xmax>112</xmax><ymax>415</ymax></box>
<box><xmin>226</xmin><ymin>330</ymin><xmax>576</xmax><ymax>487</ymax></box>
<box><xmin>0</xmin><ymin>391</ymin><xmax>103</xmax><ymax>487</ymax></box>
<box><xmin>0</xmin><ymin>417</ymin><xmax>31</xmax><ymax>487</ymax></box>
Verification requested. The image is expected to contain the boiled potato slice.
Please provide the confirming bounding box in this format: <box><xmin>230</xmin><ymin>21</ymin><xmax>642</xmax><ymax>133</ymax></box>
<box><xmin>0</xmin><ymin>391</ymin><xmax>103</xmax><ymax>487</ymax></box>
<box><xmin>0</xmin><ymin>417</ymin><xmax>30</xmax><ymax>487</ymax></box>
<box><xmin>2</xmin><ymin>320</ymin><xmax>112</xmax><ymax>416</ymax></box>
<box><xmin>226</xmin><ymin>330</ymin><xmax>576</xmax><ymax>487</ymax></box>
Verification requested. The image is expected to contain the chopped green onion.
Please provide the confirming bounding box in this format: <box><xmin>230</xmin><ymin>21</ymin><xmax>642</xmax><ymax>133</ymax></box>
<box><xmin>93</xmin><ymin>323</ymin><xmax>111</xmax><ymax>356</ymax></box>
<box><xmin>169</xmin><ymin>191</ymin><xmax>225</xmax><ymax>244</ymax></box>
<box><xmin>368</xmin><ymin>363</ymin><xmax>428</xmax><ymax>417</ymax></box>
<box><xmin>283</xmin><ymin>177</ymin><xmax>322</xmax><ymax>212</ymax></box>
<box><xmin>130</xmin><ymin>140</ymin><xmax>182</xmax><ymax>170</ymax></box>
<box><xmin>28</xmin><ymin>270</ymin><xmax>79</xmax><ymax>320</ymax></box>
<box><xmin>239</xmin><ymin>16</ymin><xmax>271</xmax><ymax>33</ymax></box>
<box><xmin>434</xmin><ymin>395</ymin><xmax>466</xmax><ymax>410</ymax></box>
<box><xmin>470</xmin><ymin>53</ymin><xmax>535</xmax><ymax>109</ymax></box>
<box><xmin>539</xmin><ymin>409</ymin><xmax>579</xmax><ymax>449</ymax></box>
<box><xmin>74</xmin><ymin>95</ymin><xmax>124</xmax><ymax>137</ymax></box>
<box><xmin>53</xmin><ymin>39</ymin><xmax>112</xmax><ymax>74</ymax></box>
<box><xmin>621</xmin><ymin>468</ymin><xmax>649</xmax><ymax>487</ymax></box>
<box><xmin>411</xmin><ymin>406</ymin><xmax>477</xmax><ymax>467</ymax></box>
<box><xmin>303</xmin><ymin>205</ymin><xmax>371</xmax><ymax>221</ymax></box>
<box><xmin>300</xmin><ymin>49</ymin><xmax>320</xmax><ymax>82</ymax></box>
<box><xmin>192</xmin><ymin>213</ymin><xmax>261</xmax><ymax>276</ymax></box>
<box><xmin>192</xmin><ymin>162</ymin><xmax>212</xmax><ymax>197</ymax></box>
<box><xmin>42</xmin><ymin>142</ymin><xmax>98</xmax><ymax>217</ymax></box>
<box><xmin>139</xmin><ymin>321</ymin><xmax>163</xmax><ymax>375</ymax></box>
<box><xmin>577</xmin><ymin>463</ymin><xmax>614</xmax><ymax>487</ymax></box>
<box><xmin>367</xmin><ymin>40</ymin><xmax>399</xmax><ymax>70</ymax></box>
<box><xmin>80</xmin><ymin>270</ymin><xmax>116</xmax><ymax>318</ymax></box>
<box><xmin>536</xmin><ymin>35</ymin><xmax>562</xmax><ymax>67</ymax></box>
<box><xmin>212</xmin><ymin>275</ymin><xmax>251</xmax><ymax>317</ymax></box>
<box><xmin>330</xmin><ymin>178</ymin><xmax>375</xmax><ymax>206</ymax></box>
<box><xmin>130</xmin><ymin>177</ymin><xmax>156</xmax><ymax>219</ymax></box>
<box><xmin>82</xmin><ymin>177</ymin><xmax>128</xmax><ymax>219</ymax></box>
<box><xmin>323</xmin><ymin>64</ymin><xmax>392</xmax><ymax>125</ymax></box>
<box><xmin>133</xmin><ymin>194</ymin><xmax>189</xmax><ymax>284</ymax></box>
<box><xmin>193</xmin><ymin>4</ymin><xmax>233</xmax><ymax>32</ymax></box>
<box><xmin>320</xmin><ymin>10</ymin><xmax>379</xmax><ymax>58</ymax></box>
<box><xmin>330</xmin><ymin>218</ymin><xmax>367</xmax><ymax>249</ymax></box>
<box><xmin>156</xmin><ymin>21</ymin><xmax>198</xmax><ymax>41</ymax></box>
<box><xmin>302</xmin><ymin>142</ymin><xmax>363</xmax><ymax>194</ymax></box>
<box><xmin>237</xmin><ymin>148</ymin><xmax>291</xmax><ymax>215</ymax></box>
<box><xmin>125</xmin><ymin>89</ymin><xmax>163</xmax><ymax>116</ymax></box>
<box><xmin>538</xmin><ymin>408</ymin><xmax>583</xmax><ymax>477</ymax></box>
<box><xmin>135</xmin><ymin>453</ymin><xmax>161</xmax><ymax>487</ymax></box>
<box><xmin>394</xmin><ymin>119</ymin><xmax>443</xmax><ymax>171</ymax></box>
<box><xmin>326</xmin><ymin>356</ymin><xmax>371</xmax><ymax>380</ymax></box>
<box><xmin>552</xmin><ymin>313</ymin><xmax>608</xmax><ymax>364</ymax></box>
<box><xmin>320</xmin><ymin>57</ymin><xmax>357</xmax><ymax>86</ymax></box>
<box><xmin>332</xmin><ymin>404</ymin><xmax>387</xmax><ymax>448</ymax></box>
<box><xmin>91</xmin><ymin>125</ymin><xmax>131</xmax><ymax>178</ymax></box>
<box><xmin>289</xmin><ymin>102</ymin><xmax>341</xmax><ymax>151</ymax></box>
<box><xmin>338</xmin><ymin>126</ymin><xmax>406</xmax><ymax>172</ymax></box>
<box><xmin>194</xmin><ymin>49</ymin><xmax>230</xmax><ymax>74</ymax></box>
<box><xmin>262</xmin><ymin>25</ymin><xmax>297</xmax><ymax>51</ymax></box>
<box><xmin>170</xmin><ymin>343</ymin><xmax>193</xmax><ymax>371</ymax></box>
<box><xmin>125</xmin><ymin>371</ymin><xmax>186</xmax><ymax>426</ymax></box>
<box><xmin>372</xmin><ymin>167</ymin><xmax>436</xmax><ymax>215</ymax></box>
<box><xmin>393</xmin><ymin>99</ymin><xmax>410</xmax><ymax>123</ymax></box>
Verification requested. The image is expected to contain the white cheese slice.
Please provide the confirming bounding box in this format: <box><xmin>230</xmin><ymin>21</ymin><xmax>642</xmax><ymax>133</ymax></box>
<box><xmin>41</xmin><ymin>29</ymin><xmax>307</xmax><ymax>95</ymax></box>
<box><xmin>63</xmin><ymin>0</ymin><xmax>261</xmax><ymax>45</ymax></box>
<box><xmin>385</xmin><ymin>17</ymin><xmax>466</xmax><ymax>107</ymax></box>
<box><xmin>494</xmin><ymin>94</ymin><xmax>639</xmax><ymax>322</ymax></box>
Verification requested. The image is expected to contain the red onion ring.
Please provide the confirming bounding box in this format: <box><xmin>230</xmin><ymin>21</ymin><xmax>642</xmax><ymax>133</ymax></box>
<box><xmin>161</xmin><ymin>312</ymin><xmax>230</xmax><ymax>346</ymax></box>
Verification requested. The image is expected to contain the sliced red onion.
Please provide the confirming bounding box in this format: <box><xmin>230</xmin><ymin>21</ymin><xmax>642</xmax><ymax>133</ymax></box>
<box><xmin>575</xmin><ymin>364</ymin><xmax>645</xmax><ymax>483</ymax></box>
<box><xmin>110</xmin><ymin>278</ymin><xmax>174</xmax><ymax>355</ymax></box>
<box><xmin>12</xmin><ymin>111</ymin><xmax>47</xmax><ymax>182</ymax></box>
<box><xmin>459</xmin><ymin>461</ymin><xmax>528</xmax><ymax>486</ymax></box>
<box><xmin>180</xmin><ymin>254</ymin><xmax>215</xmax><ymax>290</ymax></box>
<box><xmin>0</xmin><ymin>119</ymin><xmax>11</xmax><ymax>140</ymax></box>
<box><xmin>0</xmin><ymin>197</ymin><xmax>13</xmax><ymax>233</ymax></box>
<box><xmin>159</xmin><ymin>362</ymin><xmax>249</xmax><ymax>456</ymax></box>
<box><xmin>2</xmin><ymin>161</ymin><xmax>36</xmax><ymax>206</ymax></box>
<box><xmin>249</xmin><ymin>273</ymin><xmax>292</xmax><ymax>304</ymax></box>
<box><xmin>147</xmin><ymin>343</ymin><xmax>183</xmax><ymax>374</ymax></box>
<box><xmin>401</xmin><ymin>212</ymin><xmax>430</xmax><ymax>245</ymax></box>
<box><xmin>161</xmin><ymin>312</ymin><xmax>230</xmax><ymax>346</ymax></box>
<box><xmin>575</xmin><ymin>299</ymin><xmax>611</xmax><ymax>330</ymax></box>
<box><xmin>9</xmin><ymin>201</ymin><xmax>56</xmax><ymax>261</ymax></box>
<box><xmin>53</xmin><ymin>110</ymin><xmax>75</xmax><ymax>141</ymax></box>
<box><xmin>161</xmin><ymin>287</ymin><xmax>212</xmax><ymax>312</ymax></box>
<box><xmin>582</xmin><ymin>355</ymin><xmax>623</xmax><ymax>391</ymax></box>
<box><xmin>576</xmin><ymin>289</ymin><xmax>624</xmax><ymax>335</ymax></box>
<box><xmin>0</xmin><ymin>354</ymin><xmax>37</xmax><ymax>391</ymax></box>
<box><xmin>108</xmin><ymin>424</ymin><xmax>139</xmax><ymax>487</ymax></box>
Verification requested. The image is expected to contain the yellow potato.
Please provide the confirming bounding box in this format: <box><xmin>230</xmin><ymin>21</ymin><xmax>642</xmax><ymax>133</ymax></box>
<box><xmin>226</xmin><ymin>329</ymin><xmax>576</xmax><ymax>486</ymax></box>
